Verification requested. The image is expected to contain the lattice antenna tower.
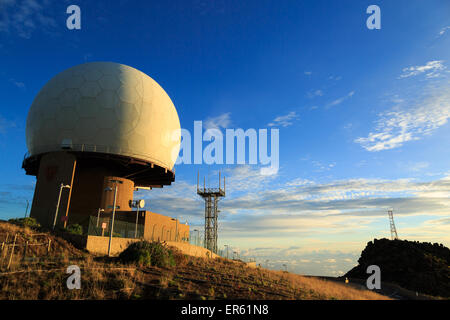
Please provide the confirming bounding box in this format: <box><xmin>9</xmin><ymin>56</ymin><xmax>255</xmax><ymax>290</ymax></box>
<box><xmin>197</xmin><ymin>171</ymin><xmax>225</xmax><ymax>254</ymax></box>
<box><xmin>388</xmin><ymin>208</ymin><xmax>399</xmax><ymax>240</ymax></box>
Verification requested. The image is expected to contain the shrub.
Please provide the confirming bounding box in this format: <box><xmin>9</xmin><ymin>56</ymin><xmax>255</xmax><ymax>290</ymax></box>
<box><xmin>66</xmin><ymin>224</ymin><xmax>83</xmax><ymax>235</ymax></box>
<box><xmin>119</xmin><ymin>241</ymin><xmax>176</xmax><ymax>268</ymax></box>
<box><xmin>8</xmin><ymin>217</ymin><xmax>41</xmax><ymax>229</ymax></box>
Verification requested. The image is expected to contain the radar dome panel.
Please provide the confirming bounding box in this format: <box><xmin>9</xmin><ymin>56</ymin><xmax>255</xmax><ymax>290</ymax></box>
<box><xmin>25</xmin><ymin>62</ymin><xmax>181</xmax><ymax>170</ymax></box>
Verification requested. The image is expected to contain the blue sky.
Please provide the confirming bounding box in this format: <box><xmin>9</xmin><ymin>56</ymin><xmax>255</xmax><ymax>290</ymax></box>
<box><xmin>1</xmin><ymin>0</ymin><xmax>450</xmax><ymax>276</ymax></box>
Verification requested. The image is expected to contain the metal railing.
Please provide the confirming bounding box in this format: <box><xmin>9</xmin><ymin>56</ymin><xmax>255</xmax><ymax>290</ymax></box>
<box><xmin>86</xmin><ymin>215</ymin><xmax>144</xmax><ymax>239</ymax></box>
<box><xmin>23</xmin><ymin>143</ymin><xmax>175</xmax><ymax>173</ymax></box>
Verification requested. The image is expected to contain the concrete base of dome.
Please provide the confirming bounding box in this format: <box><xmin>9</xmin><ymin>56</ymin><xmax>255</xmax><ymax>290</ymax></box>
<box><xmin>29</xmin><ymin>151</ymin><xmax>135</xmax><ymax>229</ymax></box>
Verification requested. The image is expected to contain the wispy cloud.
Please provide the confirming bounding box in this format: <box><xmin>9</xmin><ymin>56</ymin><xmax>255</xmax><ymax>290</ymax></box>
<box><xmin>142</xmin><ymin>165</ymin><xmax>450</xmax><ymax>225</ymax></box>
<box><xmin>399</xmin><ymin>60</ymin><xmax>446</xmax><ymax>79</ymax></box>
<box><xmin>204</xmin><ymin>112</ymin><xmax>232</xmax><ymax>129</ymax></box>
<box><xmin>134</xmin><ymin>165</ymin><xmax>450</xmax><ymax>275</ymax></box>
<box><xmin>407</xmin><ymin>161</ymin><xmax>429</xmax><ymax>172</ymax></box>
<box><xmin>9</xmin><ymin>78</ymin><xmax>25</xmax><ymax>89</ymax></box>
<box><xmin>311</xmin><ymin>160</ymin><xmax>336</xmax><ymax>172</ymax></box>
<box><xmin>268</xmin><ymin>111</ymin><xmax>299</xmax><ymax>127</ymax></box>
<box><xmin>307</xmin><ymin>89</ymin><xmax>323</xmax><ymax>98</ymax></box>
<box><xmin>438</xmin><ymin>26</ymin><xmax>450</xmax><ymax>37</ymax></box>
<box><xmin>328</xmin><ymin>75</ymin><xmax>342</xmax><ymax>81</ymax></box>
<box><xmin>304</xmin><ymin>71</ymin><xmax>312</xmax><ymax>76</ymax></box>
<box><xmin>355</xmin><ymin>85</ymin><xmax>450</xmax><ymax>151</ymax></box>
<box><xmin>326</xmin><ymin>91</ymin><xmax>355</xmax><ymax>108</ymax></box>
<box><xmin>0</xmin><ymin>0</ymin><xmax>57</xmax><ymax>39</ymax></box>
<box><xmin>0</xmin><ymin>115</ymin><xmax>16</xmax><ymax>134</ymax></box>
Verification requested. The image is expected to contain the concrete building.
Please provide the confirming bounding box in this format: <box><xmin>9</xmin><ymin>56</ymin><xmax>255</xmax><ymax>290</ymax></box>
<box><xmin>23</xmin><ymin>62</ymin><xmax>188</xmax><ymax>243</ymax></box>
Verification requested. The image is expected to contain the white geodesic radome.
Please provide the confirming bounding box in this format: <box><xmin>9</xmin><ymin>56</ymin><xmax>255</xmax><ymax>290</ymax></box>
<box><xmin>25</xmin><ymin>62</ymin><xmax>181</xmax><ymax>170</ymax></box>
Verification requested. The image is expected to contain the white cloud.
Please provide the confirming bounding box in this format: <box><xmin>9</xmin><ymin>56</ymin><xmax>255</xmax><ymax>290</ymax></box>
<box><xmin>399</xmin><ymin>60</ymin><xmax>446</xmax><ymax>79</ymax></box>
<box><xmin>438</xmin><ymin>26</ymin><xmax>450</xmax><ymax>37</ymax></box>
<box><xmin>307</xmin><ymin>89</ymin><xmax>323</xmax><ymax>98</ymax></box>
<box><xmin>136</xmin><ymin>165</ymin><xmax>450</xmax><ymax>275</ymax></box>
<box><xmin>9</xmin><ymin>78</ymin><xmax>25</xmax><ymax>88</ymax></box>
<box><xmin>408</xmin><ymin>162</ymin><xmax>429</xmax><ymax>172</ymax></box>
<box><xmin>326</xmin><ymin>91</ymin><xmax>355</xmax><ymax>108</ymax></box>
<box><xmin>0</xmin><ymin>0</ymin><xmax>57</xmax><ymax>39</ymax></box>
<box><xmin>311</xmin><ymin>160</ymin><xmax>336</xmax><ymax>172</ymax></box>
<box><xmin>0</xmin><ymin>115</ymin><xmax>16</xmax><ymax>134</ymax></box>
<box><xmin>204</xmin><ymin>112</ymin><xmax>231</xmax><ymax>129</ymax></box>
<box><xmin>355</xmin><ymin>86</ymin><xmax>450</xmax><ymax>151</ymax></box>
<box><xmin>268</xmin><ymin>111</ymin><xmax>299</xmax><ymax>127</ymax></box>
<box><xmin>329</xmin><ymin>75</ymin><xmax>342</xmax><ymax>81</ymax></box>
<box><xmin>154</xmin><ymin>167</ymin><xmax>450</xmax><ymax>231</ymax></box>
<box><xmin>304</xmin><ymin>71</ymin><xmax>312</xmax><ymax>76</ymax></box>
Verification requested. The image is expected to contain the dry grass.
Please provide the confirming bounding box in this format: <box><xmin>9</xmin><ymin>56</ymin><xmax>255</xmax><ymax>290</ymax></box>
<box><xmin>0</xmin><ymin>221</ymin><xmax>390</xmax><ymax>300</ymax></box>
<box><xmin>271</xmin><ymin>271</ymin><xmax>388</xmax><ymax>300</ymax></box>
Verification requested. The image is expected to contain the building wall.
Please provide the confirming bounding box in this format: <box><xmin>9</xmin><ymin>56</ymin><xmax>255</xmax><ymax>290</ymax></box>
<box><xmin>30</xmin><ymin>152</ymin><xmax>77</xmax><ymax>228</ymax></box>
<box><xmin>85</xmin><ymin>235</ymin><xmax>139</xmax><ymax>256</ymax></box>
<box><xmin>143</xmin><ymin>211</ymin><xmax>189</xmax><ymax>242</ymax></box>
<box><xmin>165</xmin><ymin>241</ymin><xmax>218</xmax><ymax>259</ymax></box>
<box><xmin>68</xmin><ymin>166</ymin><xmax>108</xmax><ymax>218</ymax></box>
<box><xmin>100</xmin><ymin>176</ymin><xmax>134</xmax><ymax>212</ymax></box>
<box><xmin>84</xmin><ymin>236</ymin><xmax>215</xmax><ymax>258</ymax></box>
<box><xmin>29</xmin><ymin>151</ymin><xmax>136</xmax><ymax>229</ymax></box>
<box><xmin>69</xmin><ymin>169</ymin><xmax>134</xmax><ymax>218</ymax></box>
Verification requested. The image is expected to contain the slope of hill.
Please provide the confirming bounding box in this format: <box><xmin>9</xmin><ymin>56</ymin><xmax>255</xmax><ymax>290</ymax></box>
<box><xmin>345</xmin><ymin>238</ymin><xmax>450</xmax><ymax>298</ymax></box>
<box><xmin>0</xmin><ymin>220</ymin><xmax>389</xmax><ymax>300</ymax></box>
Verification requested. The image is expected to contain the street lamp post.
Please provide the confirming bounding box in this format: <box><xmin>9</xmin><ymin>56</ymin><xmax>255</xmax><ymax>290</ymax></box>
<box><xmin>106</xmin><ymin>180</ymin><xmax>122</xmax><ymax>257</ymax></box>
<box><xmin>130</xmin><ymin>199</ymin><xmax>145</xmax><ymax>239</ymax></box>
<box><xmin>135</xmin><ymin>206</ymin><xmax>139</xmax><ymax>238</ymax></box>
<box><xmin>193</xmin><ymin>229</ymin><xmax>200</xmax><ymax>246</ymax></box>
<box><xmin>171</xmin><ymin>218</ymin><xmax>178</xmax><ymax>242</ymax></box>
<box><xmin>224</xmin><ymin>244</ymin><xmax>229</xmax><ymax>259</ymax></box>
<box><xmin>53</xmin><ymin>183</ymin><xmax>71</xmax><ymax>230</ymax></box>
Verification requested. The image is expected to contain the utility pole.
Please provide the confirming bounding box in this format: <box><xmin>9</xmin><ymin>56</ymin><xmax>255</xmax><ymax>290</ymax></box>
<box><xmin>24</xmin><ymin>200</ymin><xmax>29</xmax><ymax>218</ymax></box>
<box><xmin>106</xmin><ymin>180</ymin><xmax>122</xmax><ymax>256</ymax></box>
<box><xmin>53</xmin><ymin>183</ymin><xmax>71</xmax><ymax>230</ymax></box>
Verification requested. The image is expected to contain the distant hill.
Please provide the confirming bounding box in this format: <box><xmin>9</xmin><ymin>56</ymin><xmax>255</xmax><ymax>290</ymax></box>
<box><xmin>345</xmin><ymin>238</ymin><xmax>450</xmax><ymax>298</ymax></box>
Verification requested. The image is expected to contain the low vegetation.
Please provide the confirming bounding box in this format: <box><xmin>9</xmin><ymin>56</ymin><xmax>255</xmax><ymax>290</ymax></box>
<box><xmin>119</xmin><ymin>241</ymin><xmax>176</xmax><ymax>268</ymax></box>
<box><xmin>66</xmin><ymin>224</ymin><xmax>83</xmax><ymax>236</ymax></box>
<box><xmin>8</xmin><ymin>217</ymin><xmax>41</xmax><ymax>229</ymax></box>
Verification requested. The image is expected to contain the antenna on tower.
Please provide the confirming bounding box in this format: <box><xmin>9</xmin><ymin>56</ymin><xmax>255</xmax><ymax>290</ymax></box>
<box><xmin>387</xmin><ymin>208</ymin><xmax>399</xmax><ymax>240</ymax></box>
<box><xmin>197</xmin><ymin>170</ymin><xmax>225</xmax><ymax>253</ymax></box>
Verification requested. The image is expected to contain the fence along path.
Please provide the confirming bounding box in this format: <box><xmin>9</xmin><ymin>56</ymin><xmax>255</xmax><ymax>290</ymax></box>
<box><xmin>0</xmin><ymin>232</ymin><xmax>53</xmax><ymax>270</ymax></box>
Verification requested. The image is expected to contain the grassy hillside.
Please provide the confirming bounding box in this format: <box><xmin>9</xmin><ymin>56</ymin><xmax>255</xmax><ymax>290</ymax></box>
<box><xmin>0</xmin><ymin>220</ymin><xmax>388</xmax><ymax>300</ymax></box>
<box><xmin>345</xmin><ymin>238</ymin><xmax>450</xmax><ymax>298</ymax></box>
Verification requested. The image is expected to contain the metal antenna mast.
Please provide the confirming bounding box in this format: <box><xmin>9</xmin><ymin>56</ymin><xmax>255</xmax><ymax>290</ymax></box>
<box><xmin>197</xmin><ymin>171</ymin><xmax>225</xmax><ymax>254</ymax></box>
<box><xmin>388</xmin><ymin>209</ymin><xmax>399</xmax><ymax>240</ymax></box>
